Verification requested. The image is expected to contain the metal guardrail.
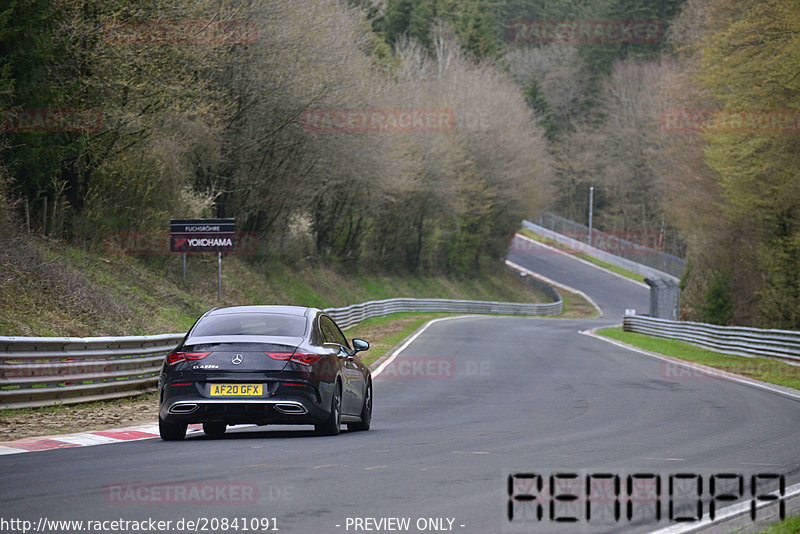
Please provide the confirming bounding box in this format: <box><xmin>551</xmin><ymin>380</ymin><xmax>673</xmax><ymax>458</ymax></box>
<box><xmin>533</xmin><ymin>213</ymin><xmax>686</xmax><ymax>278</ymax></box>
<box><xmin>623</xmin><ymin>315</ymin><xmax>800</xmax><ymax>364</ymax></box>
<box><xmin>521</xmin><ymin>219</ymin><xmax>680</xmax><ymax>283</ymax></box>
<box><xmin>0</xmin><ymin>334</ymin><xmax>185</xmax><ymax>410</ymax></box>
<box><xmin>1</xmin><ymin>291</ymin><xmax>561</xmax><ymax>409</ymax></box>
<box><xmin>326</xmin><ymin>296</ymin><xmax>561</xmax><ymax>330</ymax></box>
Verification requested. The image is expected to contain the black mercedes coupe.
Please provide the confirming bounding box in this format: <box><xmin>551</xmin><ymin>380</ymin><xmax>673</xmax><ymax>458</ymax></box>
<box><xmin>157</xmin><ymin>305</ymin><xmax>371</xmax><ymax>440</ymax></box>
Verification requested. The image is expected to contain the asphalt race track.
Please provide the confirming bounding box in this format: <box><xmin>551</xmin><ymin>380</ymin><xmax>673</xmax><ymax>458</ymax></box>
<box><xmin>2</xmin><ymin>235</ymin><xmax>799</xmax><ymax>534</ymax></box>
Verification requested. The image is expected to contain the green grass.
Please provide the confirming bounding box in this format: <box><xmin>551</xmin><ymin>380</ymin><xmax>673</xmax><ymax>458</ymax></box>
<box><xmin>1</xmin><ymin>232</ymin><xmax>559</xmax><ymax>337</ymax></box>
<box><xmin>518</xmin><ymin>229</ymin><xmax>645</xmax><ymax>283</ymax></box>
<box><xmin>556</xmin><ymin>286</ymin><xmax>600</xmax><ymax>318</ymax></box>
<box><xmin>343</xmin><ymin>312</ymin><xmax>457</xmax><ymax>367</ymax></box>
<box><xmin>758</xmin><ymin>514</ymin><xmax>800</xmax><ymax>533</ymax></box>
<box><xmin>597</xmin><ymin>327</ymin><xmax>800</xmax><ymax>390</ymax></box>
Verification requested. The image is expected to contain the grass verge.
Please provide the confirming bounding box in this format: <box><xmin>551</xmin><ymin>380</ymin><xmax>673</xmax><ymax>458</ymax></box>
<box><xmin>518</xmin><ymin>229</ymin><xmax>645</xmax><ymax>284</ymax></box>
<box><xmin>758</xmin><ymin>514</ymin><xmax>800</xmax><ymax>533</ymax></box>
<box><xmin>343</xmin><ymin>312</ymin><xmax>457</xmax><ymax>368</ymax></box>
<box><xmin>597</xmin><ymin>327</ymin><xmax>800</xmax><ymax>390</ymax></box>
<box><xmin>1</xmin><ymin>232</ymin><xmax>556</xmax><ymax>336</ymax></box>
<box><xmin>555</xmin><ymin>287</ymin><xmax>600</xmax><ymax>318</ymax></box>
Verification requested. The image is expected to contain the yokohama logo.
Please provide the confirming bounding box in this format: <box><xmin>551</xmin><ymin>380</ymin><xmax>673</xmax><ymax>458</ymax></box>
<box><xmin>104</xmin><ymin>232</ymin><xmax>258</xmax><ymax>255</ymax></box>
<box><xmin>187</xmin><ymin>238</ymin><xmax>232</xmax><ymax>247</ymax></box>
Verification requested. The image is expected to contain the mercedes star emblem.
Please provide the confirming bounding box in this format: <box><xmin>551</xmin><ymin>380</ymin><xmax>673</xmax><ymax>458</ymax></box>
<box><xmin>232</xmin><ymin>354</ymin><xmax>243</xmax><ymax>365</ymax></box>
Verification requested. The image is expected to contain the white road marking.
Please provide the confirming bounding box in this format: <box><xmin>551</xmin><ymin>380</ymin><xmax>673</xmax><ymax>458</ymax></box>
<box><xmin>505</xmin><ymin>258</ymin><xmax>604</xmax><ymax>317</ymax></box>
<box><xmin>0</xmin><ymin>421</ymin><xmax>206</xmax><ymax>455</ymax></box>
<box><xmin>372</xmin><ymin>316</ymin><xmax>475</xmax><ymax>378</ymax></box>
<box><xmin>650</xmin><ymin>481</ymin><xmax>800</xmax><ymax>534</ymax></box>
<box><xmin>52</xmin><ymin>434</ymin><xmax>120</xmax><ymax>446</ymax></box>
<box><xmin>582</xmin><ymin>328</ymin><xmax>800</xmax><ymax>402</ymax></box>
<box><xmin>512</xmin><ymin>232</ymin><xmax>650</xmax><ymax>288</ymax></box>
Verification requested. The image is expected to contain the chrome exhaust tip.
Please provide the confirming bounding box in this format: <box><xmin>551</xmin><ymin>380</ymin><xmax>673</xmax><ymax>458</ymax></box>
<box><xmin>274</xmin><ymin>403</ymin><xmax>307</xmax><ymax>415</ymax></box>
<box><xmin>169</xmin><ymin>403</ymin><xmax>198</xmax><ymax>414</ymax></box>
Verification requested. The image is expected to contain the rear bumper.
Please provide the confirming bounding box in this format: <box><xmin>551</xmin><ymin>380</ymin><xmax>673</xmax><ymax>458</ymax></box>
<box><xmin>159</xmin><ymin>396</ymin><xmax>329</xmax><ymax>426</ymax></box>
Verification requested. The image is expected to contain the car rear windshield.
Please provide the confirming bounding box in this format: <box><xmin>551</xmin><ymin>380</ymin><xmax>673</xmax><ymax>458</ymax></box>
<box><xmin>191</xmin><ymin>313</ymin><xmax>306</xmax><ymax>337</ymax></box>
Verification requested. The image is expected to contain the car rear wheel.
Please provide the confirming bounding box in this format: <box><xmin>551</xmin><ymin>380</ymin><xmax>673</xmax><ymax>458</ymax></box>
<box><xmin>315</xmin><ymin>383</ymin><xmax>341</xmax><ymax>436</ymax></box>
<box><xmin>347</xmin><ymin>380</ymin><xmax>371</xmax><ymax>432</ymax></box>
<box><xmin>159</xmin><ymin>416</ymin><xmax>187</xmax><ymax>441</ymax></box>
<box><xmin>202</xmin><ymin>422</ymin><xmax>226</xmax><ymax>437</ymax></box>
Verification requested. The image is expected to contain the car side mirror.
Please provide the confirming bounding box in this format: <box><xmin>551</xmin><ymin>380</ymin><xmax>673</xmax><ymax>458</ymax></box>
<box><xmin>352</xmin><ymin>338</ymin><xmax>369</xmax><ymax>353</ymax></box>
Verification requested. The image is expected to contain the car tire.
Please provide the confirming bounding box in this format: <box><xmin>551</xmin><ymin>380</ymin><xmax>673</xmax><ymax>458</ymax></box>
<box><xmin>159</xmin><ymin>416</ymin><xmax>187</xmax><ymax>441</ymax></box>
<box><xmin>202</xmin><ymin>422</ymin><xmax>226</xmax><ymax>437</ymax></box>
<box><xmin>347</xmin><ymin>380</ymin><xmax>371</xmax><ymax>432</ymax></box>
<box><xmin>315</xmin><ymin>382</ymin><xmax>341</xmax><ymax>436</ymax></box>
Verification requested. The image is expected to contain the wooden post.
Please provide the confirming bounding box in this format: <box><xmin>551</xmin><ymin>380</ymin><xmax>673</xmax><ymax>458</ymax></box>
<box><xmin>52</xmin><ymin>197</ymin><xmax>57</xmax><ymax>238</ymax></box>
<box><xmin>42</xmin><ymin>196</ymin><xmax>47</xmax><ymax>235</ymax></box>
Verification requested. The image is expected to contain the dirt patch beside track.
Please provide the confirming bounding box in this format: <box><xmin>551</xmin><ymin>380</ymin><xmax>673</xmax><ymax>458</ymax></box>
<box><xmin>0</xmin><ymin>392</ymin><xmax>158</xmax><ymax>441</ymax></box>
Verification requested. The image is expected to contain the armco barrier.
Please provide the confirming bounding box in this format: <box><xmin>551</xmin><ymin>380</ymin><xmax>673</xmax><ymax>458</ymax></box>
<box><xmin>623</xmin><ymin>315</ymin><xmax>800</xmax><ymax>364</ymax></box>
<box><xmin>532</xmin><ymin>213</ymin><xmax>686</xmax><ymax>278</ymax></box>
<box><xmin>0</xmin><ymin>295</ymin><xmax>561</xmax><ymax>409</ymax></box>
<box><xmin>521</xmin><ymin>219</ymin><xmax>680</xmax><ymax>283</ymax></box>
<box><xmin>325</xmin><ymin>296</ymin><xmax>561</xmax><ymax>330</ymax></box>
<box><xmin>0</xmin><ymin>334</ymin><xmax>185</xmax><ymax>410</ymax></box>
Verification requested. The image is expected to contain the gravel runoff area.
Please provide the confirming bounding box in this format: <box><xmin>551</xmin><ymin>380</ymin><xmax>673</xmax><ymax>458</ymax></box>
<box><xmin>0</xmin><ymin>392</ymin><xmax>159</xmax><ymax>441</ymax></box>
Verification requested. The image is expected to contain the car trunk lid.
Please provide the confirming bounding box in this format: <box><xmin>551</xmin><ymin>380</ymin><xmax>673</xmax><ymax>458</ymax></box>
<box><xmin>179</xmin><ymin>337</ymin><xmax>304</xmax><ymax>373</ymax></box>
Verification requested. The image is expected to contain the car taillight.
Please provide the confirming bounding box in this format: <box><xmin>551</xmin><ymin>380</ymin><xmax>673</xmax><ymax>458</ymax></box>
<box><xmin>289</xmin><ymin>353</ymin><xmax>322</xmax><ymax>365</ymax></box>
<box><xmin>166</xmin><ymin>352</ymin><xmax>210</xmax><ymax>365</ymax></box>
<box><xmin>266</xmin><ymin>352</ymin><xmax>321</xmax><ymax>366</ymax></box>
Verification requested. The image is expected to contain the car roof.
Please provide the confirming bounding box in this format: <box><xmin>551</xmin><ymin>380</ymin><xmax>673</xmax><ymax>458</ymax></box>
<box><xmin>204</xmin><ymin>305</ymin><xmax>319</xmax><ymax>318</ymax></box>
